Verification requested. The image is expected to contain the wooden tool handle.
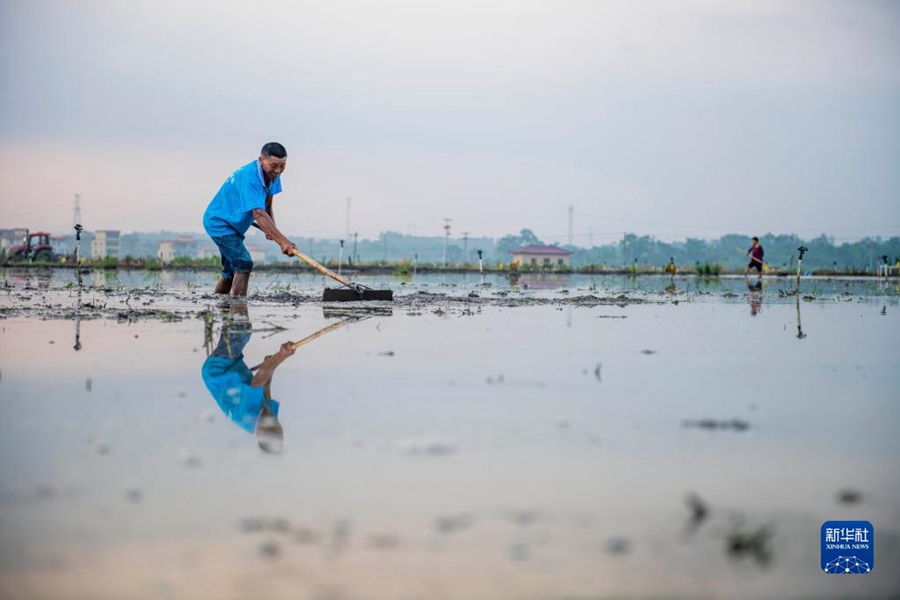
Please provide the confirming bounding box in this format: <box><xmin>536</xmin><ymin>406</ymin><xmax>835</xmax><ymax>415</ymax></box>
<box><xmin>250</xmin><ymin>221</ymin><xmax>357</xmax><ymax>290</ymax></box>
<box><xmin>289</xmin><ymin>247</ymin><xmax>354</xmax><ymax>288</ymax></box>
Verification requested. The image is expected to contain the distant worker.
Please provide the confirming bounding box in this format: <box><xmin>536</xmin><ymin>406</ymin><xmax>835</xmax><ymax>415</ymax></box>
<box><xmin>664</xmin><ymin>257</ymin><xmax>677</xmax><ymax>275</ymax></box>
<box><xmin>203</xmin><ymin>143</ymin><xmax>297</xmax><ymax>296</ymax></box>
<box><xmin>744</xmin><ymin>237</ymin><xmax>765</xmax><ymax>277</ymax></box>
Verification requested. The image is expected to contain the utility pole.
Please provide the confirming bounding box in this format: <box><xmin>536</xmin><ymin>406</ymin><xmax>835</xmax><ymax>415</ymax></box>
<box><xmin>383</xmin><ymin>234</ymin><xmax>387</xmax><ymax>263</ymax></box>
<box><xmin>442</xmin><ymin>218</ymin><xmax>452</xmax><ymax>267</ymax></box>
<box><xmin>73</xmin><ymin>194</ymin><xmax>82</xmax><ymax>229</ymax></box>
<box><xmin>589</xmin><ymin>226</ymin><xmax>593</xmax><ymax>248</ymax></box>
<box><xmin>353</xmin><ymin>232</ymin><xmax>358</xmax><ymax>264</ymax></box>
<box><xmin>567</xmin><ymin>205</ymin><xmax>574</xmax><ymax>247</ymax></box>
<box><xmin>462</xmin><ymin>231</ymin><xmax>470</xmax><ymax>264</ymax></box>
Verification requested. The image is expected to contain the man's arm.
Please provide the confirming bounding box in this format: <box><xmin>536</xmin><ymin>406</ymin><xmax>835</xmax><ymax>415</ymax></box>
<box><xmin>251</xmin><ymin>342</ymin><xmax>295</xmax><ymax>387</ymax></box>
<box><xmin>261</xmin><ymin>194</ymin><xmax>275</xmax><ymax>240</ymax></box>
<box><xmin>252</xmin><ymin>208</ymin><xmax>296</xmax><ymax>256</ymax></box>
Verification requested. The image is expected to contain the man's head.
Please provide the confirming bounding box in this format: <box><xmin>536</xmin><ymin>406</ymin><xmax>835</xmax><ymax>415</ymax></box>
<box><xmin>751</xmin><ymin>236</ymin><xmax>759</xmax><ymax>246</ymax></box>
<box><xmin>256</xmin><ymin>404</ymin><xmax>284</xmax><ymax>454</ymax></box>
<box><xmin>259</xmin><ymin>142</ymin><xmax>287</xmax><ymax>183</ymax></box>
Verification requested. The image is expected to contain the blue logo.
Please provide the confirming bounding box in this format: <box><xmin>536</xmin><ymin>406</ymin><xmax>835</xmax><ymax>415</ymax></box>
<box><xmin>821</xmin><ymin>521</ymin><xmax>874</xmax><ymax>574</ymax></box>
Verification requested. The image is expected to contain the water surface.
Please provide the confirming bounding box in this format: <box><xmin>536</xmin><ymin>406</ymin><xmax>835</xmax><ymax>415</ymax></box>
<box><xmin>0</xmin><ymin>272</ymin><xmax>897</xmax><ymax>599</ymax></box>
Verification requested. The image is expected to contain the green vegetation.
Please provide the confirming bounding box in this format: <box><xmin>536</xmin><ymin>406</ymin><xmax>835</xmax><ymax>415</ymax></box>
<box><xmin>394</xmin><ymin>258</ymin><xmax>413</xmax><ymax>276</ymax></box>
<box><xmin>694</xmin><ymin>262</ymin><xmax>723</xmax><ymax>277</ymax></box>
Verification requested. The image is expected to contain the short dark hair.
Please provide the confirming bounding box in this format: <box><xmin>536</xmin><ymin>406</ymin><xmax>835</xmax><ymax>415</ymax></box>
<box><xmin>261</xmin><ymin>142</ymin><xmax>287</xmax><ymax>159</ymax></box>
<box><xmin>752</xmin><ymin>236</ymin><xmax>759</xmax><ymax>242</ymax></box>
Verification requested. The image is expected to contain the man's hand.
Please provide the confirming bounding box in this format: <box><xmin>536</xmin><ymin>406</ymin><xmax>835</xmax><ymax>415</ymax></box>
<box><xmin>280</xmin><ymin>239</ymin><xmax>297</xmax><ymax>256</ymax></box>
<box><xmin>278</xmin><ymin>342</ymin><xmax>296</xmax><ymax>358</ymax></box>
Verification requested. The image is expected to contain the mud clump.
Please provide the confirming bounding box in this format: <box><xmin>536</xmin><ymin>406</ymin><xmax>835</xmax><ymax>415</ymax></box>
<box><xmin>395</xmin><ymin>435</ymin><xmax>458</xmax><ymax>457</ymax></box>
<box><xmin>682</xmin><ymin>419</ymin><xmax>751</xmax><ymax>432</ymax></box>
<box><xmin>726</xmin><ymin>525</ymin><xmax>773</xmax><ymax>566</ymax></box>
<box><xmin>836</xmin><ymin>488</ymin><xmax>863</xmax><ymax>505</ymax></box>
<box><xmin>606</xmin><ymin>537</ymin><xmax>632</xmax><ymax>555</ymax></box>
<box><xmin>436</xmin><ymin>514</ymin><xmax>474</xmax><ymax>534</ymax></box>
<box><xmin>258</xmin><ymin>540</ymin><xmax>281</xmax><ymax>560</ymax></box>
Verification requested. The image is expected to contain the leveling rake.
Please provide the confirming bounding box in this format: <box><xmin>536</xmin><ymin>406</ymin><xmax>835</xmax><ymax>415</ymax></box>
<box><xmin>252</xmin><ymin>222</ymin><xmax>393</xmax><ymax>302</ymax></box>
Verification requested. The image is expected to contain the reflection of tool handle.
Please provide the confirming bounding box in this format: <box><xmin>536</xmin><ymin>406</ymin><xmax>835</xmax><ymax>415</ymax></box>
<box><xmin>288</xmin><ymin>317</ymin><xmax>357</xmax><ymax>351</ymax></box>
<box><xmin>250</xmin><ymin>317</ymin><xmax>362</xmax><ymax>371</ymax></box>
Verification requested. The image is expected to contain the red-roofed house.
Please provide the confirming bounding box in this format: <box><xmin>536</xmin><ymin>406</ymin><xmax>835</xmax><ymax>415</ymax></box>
<box><xmin>510</xmin><ymin>245</ymin><xmax>572</xmax><ymax>268</ymax></box>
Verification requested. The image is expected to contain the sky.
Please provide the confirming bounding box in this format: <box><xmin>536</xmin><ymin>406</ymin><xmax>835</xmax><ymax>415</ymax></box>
<box><xmin>1</xmin><ymin>0</ymin><xmax>899</xmax><ymax>245</ymax></box>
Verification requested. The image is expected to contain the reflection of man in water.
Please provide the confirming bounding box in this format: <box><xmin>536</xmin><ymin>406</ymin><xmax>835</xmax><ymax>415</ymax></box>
<box><xmin>202</xmin><ymin>309</ymin><xmax>295</xmax><ymax>453</ymax></box>
<box><xmin>745</xmin><ymin>277</ymin><xmax>763</xmax><ymax>316</ymax></box>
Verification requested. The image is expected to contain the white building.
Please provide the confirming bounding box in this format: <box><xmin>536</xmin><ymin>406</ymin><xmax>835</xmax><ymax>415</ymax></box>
<box><xmin>246</xmin><ymin>245</ymin><xmax>267</xmax><ymax>264</ymax></box>
<box><xmin>0</xmin><ymin>228</ymin><xmax>29</xmax><ymax>252</ymax></box>
<box><xmin>91</xmin><ymin>230</ymin><xmax>121</xmax><ymax>259</ymax></box>
<box><xmin>158</xmin><ymin>237</ymin><xmax>198</xmax><ymax>262</ymax></box>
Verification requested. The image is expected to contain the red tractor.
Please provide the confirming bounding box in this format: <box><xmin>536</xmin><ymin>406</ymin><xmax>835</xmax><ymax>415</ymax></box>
<box><xmin>6</xmin><ymin>230</ymin><xmax>58</xmax><ymax>263</ymax></box>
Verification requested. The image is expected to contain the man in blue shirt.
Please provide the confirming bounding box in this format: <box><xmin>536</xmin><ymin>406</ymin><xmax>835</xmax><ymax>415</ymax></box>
<box><xmin>203</xmin><ymin>142</ymin><xmax>297</xmax><ymax>296</ymax></box>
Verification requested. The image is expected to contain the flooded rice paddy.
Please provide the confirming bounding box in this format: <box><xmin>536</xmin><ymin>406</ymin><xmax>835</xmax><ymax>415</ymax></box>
<box><xmin>0</xmin><ymin>269</ymin><xmax>898</xmax><ymax>599</ymax></box>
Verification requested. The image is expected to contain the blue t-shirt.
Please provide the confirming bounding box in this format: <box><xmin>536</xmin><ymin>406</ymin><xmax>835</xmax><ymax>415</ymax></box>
<box><xmin>203</xmin><ymin>160</ymin><xmax>283</xmax><ymax>237</ymax></box>
<box><xmin>202</xmin><ymin>352</ymin><xmax>280</xmax><ymax>433</ymax></box>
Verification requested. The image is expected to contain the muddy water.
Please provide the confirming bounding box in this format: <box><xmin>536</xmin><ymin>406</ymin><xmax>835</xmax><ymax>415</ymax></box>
<box><xmin>0</xmin><ymin>273</ymin><xmax>898</xmax><ymax>599</ymax></box>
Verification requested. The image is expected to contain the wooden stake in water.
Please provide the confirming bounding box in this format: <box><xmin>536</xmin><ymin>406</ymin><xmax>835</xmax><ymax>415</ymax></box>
<box><xmin>73</xmin><ymin>224</ymin><xmax>84</xmax><ymax>295</ymax></box>
<box><xmin>477</xmin><ymin>250</ymin><xmax>484</xmax><ymax>286</ymax></box>
<box><xmin>796</xmin><ymin>246</ymin><xmax>808</xmax><ymax>287</ymax></box>
<box><xmin>73</xmin><ymin>223</ymin><xmax>84</xmax><ymax>351</ymax></box>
